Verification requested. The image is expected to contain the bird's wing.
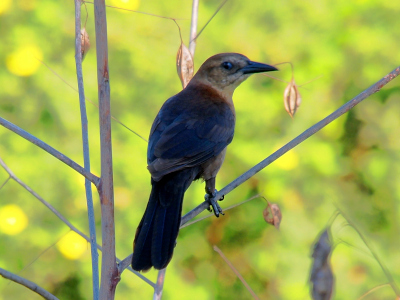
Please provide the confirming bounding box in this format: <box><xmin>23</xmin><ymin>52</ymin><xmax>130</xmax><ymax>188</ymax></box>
<box><xmin>147</xmin><ymin>98</ymin><xmax>235</xmax><ymax>181</ymax></box>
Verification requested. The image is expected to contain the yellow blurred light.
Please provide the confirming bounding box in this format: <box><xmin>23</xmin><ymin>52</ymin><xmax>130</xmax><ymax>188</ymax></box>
<box><xmin>109</xmin><ymin>0</ymin><xmax>140</xmax><ymax>11</ymax></box>
<box><xmin>0</xmin><ymin>0</ymin><xmax>12</xmax><ymax>14</ymax></box>
<box><xmin>6</xmin><ymin>45</ymin><xmax>43</xmax><ymax>77</ymax></box>
<box><xmin>0</xmin><ymin>204</ymin><xmax>28</xmax><ymax>235</ymax></box>
<box><xmin>274</xmin><ymin>149</ymin><xmax>299</xmax><ymax>170</ymax></box>
<box><xmin>57</xmin><ymin>231</ymin><xmax>88</xmax><ymax>260</ymax></box>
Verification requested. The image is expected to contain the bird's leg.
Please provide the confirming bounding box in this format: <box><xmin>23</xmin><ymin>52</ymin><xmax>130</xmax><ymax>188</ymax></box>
<box><xmin>204</xmin><ymin>177</ymin><xmax>224</xmax><ymax>217</ymax></box>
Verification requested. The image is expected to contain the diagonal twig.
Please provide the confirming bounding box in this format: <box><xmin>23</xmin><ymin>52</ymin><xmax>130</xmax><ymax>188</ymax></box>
<box><xmin>0</xmin><ymin>267</ymin><xmax>59</xmax><ymax>300</ymax></box>
<box><xmin>0</xmin><ymin>156</ymin><xmax>155</xmax><ymax>288</ymax></box>
<box><xmin>74</xmin><ymin>1</ymin><xmax>99</xmax><ymax>298</ymax></box>
<box><xmin>0</xmin><ymin>117</ymin><xmax>100</xmax><ymax>186</ymax></box>
<box><xmin>213</xmin><ymin>245</ymin><xmax>260</xmax><ymax>300</ymax></box>
<box><xmin>337</xmin><ymin>206</ymin><xmax>400</xmax><ymax>296</ymax></box>
<box><xmin>180</xmin><ymin>65</ymin><xmax>400</xmax><ymax>225</ymax></box>
<box><xmin>36</xmin><ymin>58</ymin><xmax>148</xmax><ymax>143</ymax></box>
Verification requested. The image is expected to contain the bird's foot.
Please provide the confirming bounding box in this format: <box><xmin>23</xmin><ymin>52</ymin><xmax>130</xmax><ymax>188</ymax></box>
<box><xmin>205</xmin><ymin>189</ymin><xmax>224</xmax><ymax>217</ymax></box>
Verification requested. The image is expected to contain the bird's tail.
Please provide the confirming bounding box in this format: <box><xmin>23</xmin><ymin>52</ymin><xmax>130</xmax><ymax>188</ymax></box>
<box><xmin>131</xmin><ymin>169</ymin><xmax>197</xmax><ymax>271</ymax></box>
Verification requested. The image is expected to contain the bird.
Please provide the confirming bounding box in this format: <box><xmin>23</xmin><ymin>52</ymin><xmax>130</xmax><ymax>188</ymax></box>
<box><xmin>131</xmin><ymin>53</ymin><xmax>278</xmax><ymax>271</ymax></box>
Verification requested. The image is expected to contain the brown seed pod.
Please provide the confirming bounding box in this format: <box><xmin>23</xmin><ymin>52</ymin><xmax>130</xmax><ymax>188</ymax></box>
<box><xmin>81</xmin><ymin>28</ymin><xmax>90</xmax><ymax>61</ymax></box>
<box><xmin>283</xmin><ymin>78</ymin><xmax>302</xmax><ymax>117</ymax></box>
<box><xmin>176</xmin><ymin>43</ymin><xmax>194</xmax><ymax>88</ymax></box>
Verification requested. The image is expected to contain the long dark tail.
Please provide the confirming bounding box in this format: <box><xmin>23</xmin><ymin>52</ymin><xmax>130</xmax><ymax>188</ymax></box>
<box><xmin>131</xmin><ymin>169</ymin><xmax>197</xmax><ymax>271</ymax></box>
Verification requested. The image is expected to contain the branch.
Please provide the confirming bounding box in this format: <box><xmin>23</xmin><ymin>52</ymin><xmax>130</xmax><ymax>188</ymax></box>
<box><xmin>181</xmin><ymin>65</ymin><xmax>400</xmax><ymax>225</ymax></box>
<box><xmin>0</xmin><ymin>117</ymin><xmax>100</xmax><ymax>186</ymax></box>
<box><xmin>337</xmin><ymin>207</ymin><xmax>400</xmax><ymax>296</ymax></box>
<box><xmin>74</xmin><ymin>1</ymin><xmax>99</xmax><ymax>299</ymax></box>
<box><xmin>153</xmin><ymin>268</ymin><xmax>166</xmax><ymax>300</ymax></box>
<box><xmin>93</xmin><ymin>0</ymin><xmax>118</xmax><ymax>298</ymax></box>
<box><xmin>0</xmin><ymin>156</ymin><xmax>155</xmax><ymax>288</ymax></box>
<box><xmin>213</xmin><ymin>246</ymin><xmax>260</xmax><ymax>300</ymax></box>
<box><xmin>188</xmin><ymin>0</ymin><xmax>199</xmax><ymax>56</ymax></box>
<box><xmin>0</xmin><ymin>268</ymin><xmax>59</xmax><ymax>300</ymax></box>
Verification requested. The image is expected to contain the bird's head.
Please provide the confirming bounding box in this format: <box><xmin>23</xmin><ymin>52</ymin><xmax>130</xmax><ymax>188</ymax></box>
<box><xmin>190</xmin><ymin>53</ymin><xmax>278</xmax><ymax>98</ymax></box>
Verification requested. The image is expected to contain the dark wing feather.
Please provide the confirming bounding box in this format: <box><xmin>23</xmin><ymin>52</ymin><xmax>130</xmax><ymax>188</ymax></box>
<box><xmin>147</xmin><ymin>90</ymin><xmax>235</xmax><ymax>181</ymax></box>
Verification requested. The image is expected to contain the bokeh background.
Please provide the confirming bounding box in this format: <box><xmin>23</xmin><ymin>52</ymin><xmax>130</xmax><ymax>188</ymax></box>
<box><xmin>1</xmin><ymin>0</ymin><xmax>400</xmax><ymax>299</ymax></box>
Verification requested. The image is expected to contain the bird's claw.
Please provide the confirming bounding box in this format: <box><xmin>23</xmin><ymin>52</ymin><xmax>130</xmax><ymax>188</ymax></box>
<box><xmin>205</xmin><ymin>189</ymin><xmax>224</xmax><ymax>217</ymax></box>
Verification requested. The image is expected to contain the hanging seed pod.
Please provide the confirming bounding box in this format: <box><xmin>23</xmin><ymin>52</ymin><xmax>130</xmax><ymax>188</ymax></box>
<box><xmin>263</xmin><ymin>203</ymin><xmax>282</xmax><ymax>229</ymax></box>
<box><xmin>81</xmin><ymin>28</ymin><xmax>90</xmax><ymax>61</ymax></box>
<box><xmin>283</xmin><ymin>78</ymin><xmax>302</xmax><ymax>117</ymax></box>
<box><xmin>176</xmin><ymin>43</ymin><xmax>194</xmax><ymax>88</ymax></box>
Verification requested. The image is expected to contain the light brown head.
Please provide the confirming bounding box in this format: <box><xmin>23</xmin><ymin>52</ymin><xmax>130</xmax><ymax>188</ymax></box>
<box><xmin>189</xmin><ymin>53</ymin><xmax>278</xmax><ymax>98</ymax></box>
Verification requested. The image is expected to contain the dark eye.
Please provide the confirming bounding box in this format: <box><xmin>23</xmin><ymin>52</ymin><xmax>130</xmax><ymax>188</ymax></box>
<box><xmin>221</xmin><ymin>61</ymin><xmax>233</xmax><ymax>70</ymax></box>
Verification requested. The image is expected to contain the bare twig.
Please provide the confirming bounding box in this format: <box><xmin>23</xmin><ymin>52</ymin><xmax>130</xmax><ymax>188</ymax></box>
<box><xmin>337</xmin><ymin>207</ymin><xmax>400</xmax><ymax>296</ymax></box>
<box><xmin>36</xmin><ymin>59</ymin><xmax>148</xmax><ymax>142</ymax></box>
<box><xmin>93</xmin><ymin>0</ymin><xmax>118</xmax><ymax>298</ymax></box>
<box><xmin>0</xmin><ymin>156</ymin><xmax>154</xmax><ymax>287</ymax></box>
<box><xmin>84</xmin><ymin>1</ymin><xmax>184</xmax><ymax>20</ymax></box>
<box><xmin>181</xmin><ymin>194</ymin><xmax>262</xmax><ymax>228</ymax></box>
<box><xmin>0</xmin><ymin>176</ymin><xmax>11</xmax><ymax>191</ymax></box>
<box><xmin>188</xmin><ymin>0</ymin><xmax>199</xmax><ymax>56</ymax></box>
<box><xmin>0</xmin><ymin>117</ymin><xmax>100</xmax><ymax>186</ymax></box>
<box><xmin>191</xmin><ymin>0</ymin><xmax>229</xmax><ymax>43</ymax></box>
<box><xmin>357</xmin><ymin>283</ymin><xmax>391</xmax><ymax>300</ymax></box>
<box><xmin>0</xmin><ymin>267</ymin><xmax>59</xmax><ymax>300</ymax></box>
<box><xmin>153</xmin><ymin>268</ymin><xmax>166</xmax><ymax>300</ymax></box>
<box><xmin>181</xmin><ymin>65</ymin><xmax>400</xmax><ymax>225</ymax></box>
<box><xmin>213</xmin><ymin>245</ymin><xmax>260</xmax><ymax>300</ymax></box>
<box><xmin>74</xmin><ymin>1</ymin><xmax>99</xmax><ymax>298</ymax></box>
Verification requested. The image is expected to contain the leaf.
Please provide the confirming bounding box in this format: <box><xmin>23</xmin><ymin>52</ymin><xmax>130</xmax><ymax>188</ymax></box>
<box><xmin>176</xmin><ymin>43</ymin><xmax>194</xmax><ymax>88</ymax></box>
<box><xmin>283</xmin><ymin>78</ymin><xmax>301</xmax><ymax>117</ymax></box>
<box><xmin>263</xmin><ymin>203</ymin><xmax>282</xmax><ymax>229</ymax></box>
<box><xmin>81</xmin><ymin>28</ymin><xmax>90</xmax><ymax>61</ymax></box>
<box><xmin>310</xmin><ymin>229</ymin><xmax>334</xmax><ymax>300</ymax></box>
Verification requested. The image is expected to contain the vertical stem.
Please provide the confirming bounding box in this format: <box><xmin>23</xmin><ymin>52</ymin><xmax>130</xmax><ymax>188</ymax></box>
<box><xmin>74</xmin><ymin>1</ymin><xmax>99</xmax><ymax>299</ymax></box>
<box><xmin>93</xmin><ymin>0</ymin><xmax>118</xmax><ymax>299</ymax></box>
<box><xmin>188</xmin><ymin>0</ymin><xmax>199</xmax><ymax>57</ymax></box>
<box><xmin>153</xmin><ymin>268</ymin><xmax>167</xmax><ymax>300</ymax></box>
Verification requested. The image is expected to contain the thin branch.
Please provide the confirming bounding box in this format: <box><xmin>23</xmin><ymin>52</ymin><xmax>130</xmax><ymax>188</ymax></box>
<box><xmin>0</xmin><ymin>117</ymin><xmax>100</xmax><ymax>186</ymax></box>
<box><xmin>0</xmin><ymin>156</ymin><xmax>155</xmax><ymax>288</ymax></box>
<box><xmin>188</xmin><ymin>0</ymin><xmax>199</xmax><ymax>56</ymax></box>
<box><xmin>337</xmin><ymin>207</ymin><xmax>400</xmax><ymax>296</ymax></box>
<box><xmin>357</xmin><ymin>283</ymin><xmax>391</xmax><ymax>300</ymax></box>
<box><xmin>93</xmin><ymin>0</ymin><xmax>118</xmax><ymax>298</ymax></box>
<box><xmin>181</xmin><ymin>65</ymin><xmax>400</xmax><ymax>225</ymax></box>
<box><xmin>153</xmin><ymin>269</ymin><xmax>166</xmax><ymax>300</ymax></box>
<box><xmin>191</xmin><ymin>0</ymin><xmax>229</xmax><ymax>43</ymax></box>
<box><xmin>74</xmin><ymin>1</ymin><xmax>99</xmax><ymax>299</ymax></box>
<box><xmin>84</xmin><ymin>1</ymin><xmax>184</xmax><ymax>20</ymax></box>
<box><xmin>213</xmin><ymin>245</ymin><xmax>260</xmax><ymax>300</ymax></box>
<box><xmin>37</xmin><ymin>59</ymin><xmax>148</xmax><ymax>142</ymax></box>
<box><xmin>0</xmin><ymin>267</ymin><xmax>59</xmax><ymax>300</ymax></box>
<box><xmin>181</xmin><ymin>194</ymin><xmax>262</xmax><ymax>228</ymax></box>
<box><xmin>0</xmin><ymin>176</ymin><xmax>11</xmax><ymax>191</ymax></box>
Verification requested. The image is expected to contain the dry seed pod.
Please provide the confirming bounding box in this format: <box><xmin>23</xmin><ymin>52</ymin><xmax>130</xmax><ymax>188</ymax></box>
<box><xmin>176</xmin><ymin>43</ymin><xmax>194</xmax><ymax>88</ymax></box>
<box><xmin>81</xmin><ymin>28</ymin><xmax>90</xmax><ymax>61</ymax></box>
<box><xmin>283</xmin><ymin>78</ymin><xmax>302</xmax><ymax>117</ymax></box>
<box><xmin>263</xmin><ymin>203</ymin><xmax>282</xmax><ymax>229</ymax></box>
<box><xmin>310</xmin><ymin>229</ymin><xmax>334</xmax><ymax>300</ymax></box>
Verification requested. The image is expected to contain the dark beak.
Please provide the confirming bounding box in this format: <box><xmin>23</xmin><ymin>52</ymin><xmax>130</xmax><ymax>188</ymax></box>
<box><xmin>241</xmin><ymin>61</ymin><xmax>278</xmax><ymax>74</ymax></box>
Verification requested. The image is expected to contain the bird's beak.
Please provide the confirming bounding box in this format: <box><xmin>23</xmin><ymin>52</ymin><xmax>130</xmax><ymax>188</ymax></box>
<box><xmin>241</xmin><ymin>61</ymin><xmax>278</xmax><ymax>74</ymax></box>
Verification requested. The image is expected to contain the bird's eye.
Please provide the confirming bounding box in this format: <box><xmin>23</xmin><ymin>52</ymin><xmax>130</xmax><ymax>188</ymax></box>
<box><xmin>221</xmin><ymin>61</ymin><xmax>233</xmax><ymax>70</ymax></box>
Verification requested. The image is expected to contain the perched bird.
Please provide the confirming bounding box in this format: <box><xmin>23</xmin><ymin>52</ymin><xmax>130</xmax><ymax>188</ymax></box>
<box><xmin>131</xmin><ymin>53</ymin><xmax>277</xmax><ymax>271</ymax></box>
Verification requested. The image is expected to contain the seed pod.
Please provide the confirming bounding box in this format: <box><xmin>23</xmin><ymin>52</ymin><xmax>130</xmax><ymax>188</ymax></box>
<box><xmin>283</xmin><ymin>78</ymin><xmax>302</xmax><ymax>117</ymax></box>
<box><xmin>263</xmin><ymin>203</ymin><xmax>282</xmax><ymax>229</ymax></box>
<box><xmin>81</xmin><ymin>28</ymin><xmax>90</xmax><ymax>61</ymax></box>
<box><xmin>176</xmin><ymin>43</ymin><xmax>194</xmax><ymax>88</ymax></box>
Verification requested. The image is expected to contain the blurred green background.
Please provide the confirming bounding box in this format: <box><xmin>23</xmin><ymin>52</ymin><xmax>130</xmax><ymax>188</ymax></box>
<box><xmin>1</xmin><ymin>0</ymin><xmax>400</xmax><ymax>299</ymax></box>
